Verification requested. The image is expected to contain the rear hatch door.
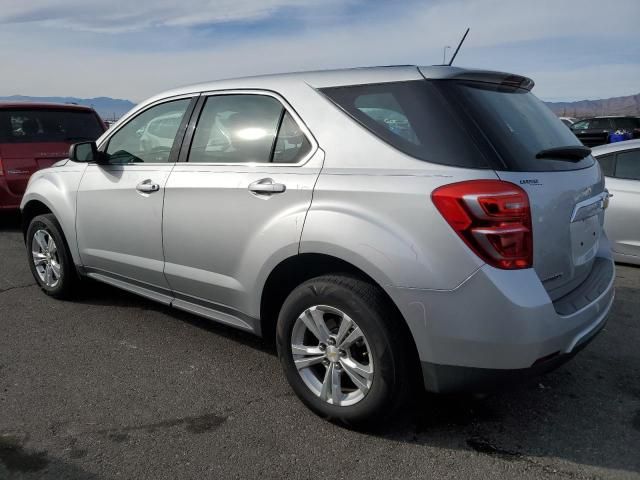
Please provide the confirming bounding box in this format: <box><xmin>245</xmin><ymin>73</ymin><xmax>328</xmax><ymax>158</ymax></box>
<box><xmin>0</xmin><ymin>143</ymin><xmax>69</xmax><ymax>196</ymax></box>
<box><xmin>0</xmin><ymin>107</ymin><xmax>104</xmax><ymax>196</ymax></box>
<box><xmin>442</xmin><ymin>78</ymin><xmax>605</xmax><ymax>299</ymax></box>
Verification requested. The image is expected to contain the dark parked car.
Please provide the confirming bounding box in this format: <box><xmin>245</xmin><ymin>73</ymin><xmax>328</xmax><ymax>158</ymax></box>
<box><xmin>0</xmin><ymin>103</ymin><xmax>105</xmax><ymax>211</ymax></box>
<box><xmin>571</xmin><ymin>116</ymin><xmax>640</xmax><ymax>147</ymax></box>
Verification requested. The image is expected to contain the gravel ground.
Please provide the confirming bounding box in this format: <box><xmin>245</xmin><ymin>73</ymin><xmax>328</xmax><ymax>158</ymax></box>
<box><xmin>1</xmin><ymin>212</ymin><xmax>639</xmax><ymax>479</ymax></box>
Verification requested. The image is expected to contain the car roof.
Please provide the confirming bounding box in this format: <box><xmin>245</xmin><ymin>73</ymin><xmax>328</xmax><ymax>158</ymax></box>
<box><xmin>591</xmin><ymin>139</ymin><xmax>640</xmax><ymax>156</ymax></box>
<box><xmin>0</xmin><ymin>102</ymin><xmax>95</xmax><ymax>112</ymax></box>
<box><xmin>140</xmin><ymin>65</ymin><xmax>533</xmax><ymax>108</ymax></box>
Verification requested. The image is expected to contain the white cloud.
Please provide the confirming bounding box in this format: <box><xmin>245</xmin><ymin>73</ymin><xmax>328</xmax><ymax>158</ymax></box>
<box><xmin>0</xmin><ymin>0</ymin><xmax>354</xmax><ymax>32</ymax></box>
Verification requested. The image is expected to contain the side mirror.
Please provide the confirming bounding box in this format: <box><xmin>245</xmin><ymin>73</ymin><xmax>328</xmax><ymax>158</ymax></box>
<box><xmin>69</xmin><ymin>141</ymin><xmax>107</xmax><ymax>164</ymax></box>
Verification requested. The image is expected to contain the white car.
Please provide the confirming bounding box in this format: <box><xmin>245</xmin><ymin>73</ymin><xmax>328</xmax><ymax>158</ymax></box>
<box><xmin>593</xmin><ymin>139</ymin><xmax>640</xmax><ymax>265</ymax></box>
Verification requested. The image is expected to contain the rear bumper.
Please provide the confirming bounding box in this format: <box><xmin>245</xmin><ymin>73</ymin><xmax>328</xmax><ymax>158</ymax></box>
<box><xmin>420</xmin><ymin>293</ymin><xmax>610</xmax><ymax>393</ymax></box>
<box><xmin>0</xmin><ymin>177</ymin><xmax>22</xmax><ymax>210</ymax></box>
<box><xmin>389</xmin><ymin>243</ymin><xmax>615</xmax><ymax>393</ymax></box>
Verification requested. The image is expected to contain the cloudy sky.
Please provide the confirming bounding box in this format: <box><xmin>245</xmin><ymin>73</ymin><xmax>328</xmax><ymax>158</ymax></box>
<box><xmin>1</xmin><ymin>0</ymin><xmax>638</xmax><ymax>102</ymax></box>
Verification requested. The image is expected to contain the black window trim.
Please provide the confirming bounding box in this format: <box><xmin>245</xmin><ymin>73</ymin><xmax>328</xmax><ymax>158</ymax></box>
<box><xmin>179</xmin><ymin>89</ymin><xmax>318</xmax><ymax>167</ymax></box>
<box><xmin>96</xmin><ymin>94</ymin><xmax>199</xmax><ymax>166</ymax></box>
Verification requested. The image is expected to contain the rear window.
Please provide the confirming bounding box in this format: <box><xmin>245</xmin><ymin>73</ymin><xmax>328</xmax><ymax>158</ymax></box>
<box><xmin>0</xmin><ymin>109</ymin><xmax>104</xmax><ymax>143</ymax></box>
<box><xmin>320</xmin><ymin>81</ymin><xmax>490</xmax><ymax>168</ymax></box>
<box><xmin>446</xmin><ymin>81</ymin><xmax>595</xmax><ymax>172</ymax></box>
<box><xmin>322</xmin><ymin>80</ymin><xmax>594</xmax><ymax>172</ymax></box>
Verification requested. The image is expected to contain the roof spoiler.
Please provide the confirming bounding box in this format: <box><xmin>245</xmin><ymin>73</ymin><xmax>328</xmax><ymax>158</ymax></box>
<box><xmin>419</xmin><ymin>67</ymin><xmax>535</xmax><ymax>91</ymax></box>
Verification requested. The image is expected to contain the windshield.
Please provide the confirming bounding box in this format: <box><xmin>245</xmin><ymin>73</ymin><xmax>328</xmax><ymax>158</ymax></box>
<box><xmin>0</xmin><ymin>109</ymin><xmax>104</xmax><ymax>143</ymax></box>
<box><xmin>447</xmin><ymin>81</ymin><xmax>594</xmax><ymax>171</ymax></box>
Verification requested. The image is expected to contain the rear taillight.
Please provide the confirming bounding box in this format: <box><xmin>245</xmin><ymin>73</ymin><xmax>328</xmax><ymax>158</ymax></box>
<box><xmin>432</xmin><ymin>180</ymin><xmax>533</xmax><ymax>269</ymax></box>
<box><xmin>0</xmin><ymin>157</ymin><xmax>4</xmax><ymax>176</ymax></box>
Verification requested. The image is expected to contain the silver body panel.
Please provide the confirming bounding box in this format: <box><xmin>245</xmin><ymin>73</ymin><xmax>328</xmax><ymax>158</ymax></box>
<box><xmin>21</xmin><ymin>66</ymin><xmax>615</xmax><ymax>389</ymax></box>
<box><xmin>593</xmin><ymin>140</ymin><xmax>640</xmax><ymax>265</ymax></box>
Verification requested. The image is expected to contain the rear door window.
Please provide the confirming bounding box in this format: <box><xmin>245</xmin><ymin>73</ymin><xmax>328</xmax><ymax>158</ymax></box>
<box><xmin>614</xmin><ymin>150</ymin><xmax>640</xmax><ymax>180</ymax></box>
<box><xmin>596</xmin><ymin>154</ymin><xmax>615</xmax><ymax>177</ymax></box>
<box><xmin>188</xmin><ymin>94</ymin><xmax>313</xmax><ymax>164</ymax></box>
<box><xmin>0</xmin><ymin>109</ymin><xmax>104</xmax><ymax>143</ymax></box>
<box><xmin>613</xmin><ymin>118</ymin><xmax>640</xmax><ymax>130</ymax></box>
<box><xmin>585</xmin><ymin>118</ymin><xmax>612</xmax><ymax>130</ymax></box>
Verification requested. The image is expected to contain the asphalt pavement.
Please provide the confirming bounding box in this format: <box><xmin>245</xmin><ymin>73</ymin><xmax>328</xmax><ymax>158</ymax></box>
<box><xmin>1</xmin><ymin>212</ymin><xmax>639</xmax><ymax>479</ymax></box>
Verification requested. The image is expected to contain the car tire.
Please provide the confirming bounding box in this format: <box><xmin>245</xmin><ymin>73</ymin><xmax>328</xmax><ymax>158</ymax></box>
<box><xmin>276</xmin><ymin>274</ymin><xmax>415</xmax><ymax>427</ymax></box>
<box><xmin>26</xmin><ymin>213</ymin><xmax>77</xmax><ymax>299</ymax></box>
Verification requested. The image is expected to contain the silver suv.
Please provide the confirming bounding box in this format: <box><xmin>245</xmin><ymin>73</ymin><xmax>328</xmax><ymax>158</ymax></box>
<box><xmin>21</xmin><ymin>66</ymin><xmax>615</xmax><ymax>424</ymax></box>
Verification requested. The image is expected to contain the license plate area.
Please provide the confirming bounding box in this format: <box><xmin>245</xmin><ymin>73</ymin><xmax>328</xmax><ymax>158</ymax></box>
<box><xmin>570</xmin><ymin>214</ymin><xmax>600</xmax><ymax>266</ymax></box>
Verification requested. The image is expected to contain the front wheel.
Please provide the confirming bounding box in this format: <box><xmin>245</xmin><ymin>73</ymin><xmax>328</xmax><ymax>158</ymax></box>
<box><xmin>26</xmin><ymin>214</ymin><xmax>77</xmax><ymax>299</ymax></box>
<box><xmin>276</xmin><ymin>275</ymin><xmax>415</xmax><ymax>426</ymax></box>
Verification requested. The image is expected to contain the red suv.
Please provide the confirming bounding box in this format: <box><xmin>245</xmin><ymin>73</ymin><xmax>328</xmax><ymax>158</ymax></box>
<box><xmin>0</xmin><ymin>103</ymin><xmax>106</xmax><ymax>210</ymax></box>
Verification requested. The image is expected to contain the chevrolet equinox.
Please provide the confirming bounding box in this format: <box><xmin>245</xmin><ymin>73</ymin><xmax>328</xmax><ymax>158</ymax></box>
<box><xmin>21</xmin><ymin>66</ymin><xmax>615</xmax><ymax>424</ymax></box>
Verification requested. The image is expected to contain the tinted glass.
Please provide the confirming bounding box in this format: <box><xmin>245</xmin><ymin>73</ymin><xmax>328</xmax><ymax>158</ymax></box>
<box><xmin>573</xmin><ymin>118</ymin><xmax>611</xmax><ymax>130</ymax></box>
<box><xmin>615</xmin><ymin>150</ymin><xmax>640</xmax><ymax>180</ymax></box>
<box><xmin>449</xmin><ymin>81</ymin><xmax>594</xmax><ymax>171</ymax></box>
<box><xmin>0</xmin><ymin>109</ymin><xmax>103</xmax><ymax>143</ymax></box>
<box><xmin>596</xmin><ymin>154</ymin><xmax>615</xmax><ymax>177</ymax></box>
<box><xmin>105</xmin><ymin>99</ymin><xmax>190</xmax><ymax>164</ymax></box>
<box><xmin>189</xmin><ymin>95</ymin><xmax>284</xmax><ymax>163</ymax></box>
<box><xmin>272</xmin><ymin>111</ymin><xmax>312</xmax><ymax>163</ymax></box>
<box><xmin>321</xmin><ymin>81</ymin><xmax>489</xmax><ymax>168</ymax></box>
<box><xmin>614</xmin><ymin>118</ymin><xmax>640</xmax><ymax>130</ymax></box>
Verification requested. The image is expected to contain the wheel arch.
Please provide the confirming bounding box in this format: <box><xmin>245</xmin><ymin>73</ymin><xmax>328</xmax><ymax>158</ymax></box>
<box><xmin>259</xmin><ymin>253</ymin><xmax>420</xmax><ymax>369</ymax></box>
<box><xmin>21</xmin><ymin>199</ymin><xmax>53</xmax><ymax>240</ymax></box>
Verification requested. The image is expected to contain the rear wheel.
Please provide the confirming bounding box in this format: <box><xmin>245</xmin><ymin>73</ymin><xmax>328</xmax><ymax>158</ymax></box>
<box><xmin>26</xmin><ymin>214</ymin><xmax>77</xmax><ymax>299</ymax></box>
<box><xmin>276</xmin><ymin>274</ymin><xmax>414</xmax><ymax>426</ymax></box>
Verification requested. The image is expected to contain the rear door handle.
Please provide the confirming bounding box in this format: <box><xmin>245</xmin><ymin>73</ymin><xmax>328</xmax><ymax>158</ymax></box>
<box><xmin>136</xmin><ymin>180</ymin><xmax>160</xmax><ymax>193</ymax></box>
<box><xmin>248</xmin><ymin>178</ymin><xmax>286</xmax><ymax>194</ymax></box>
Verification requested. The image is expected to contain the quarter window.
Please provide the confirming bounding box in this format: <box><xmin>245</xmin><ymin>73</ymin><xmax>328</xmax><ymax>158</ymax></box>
<box><xmin>272</xmin><ymin>111</ymin><xmax>312</xmax><ymax>163</ymax></box>
<box><xmin>614</xmin><ymin>150</ymin><xmax>640</xmax><ymax>180</ymax></box>
<box><xmin>105</xmin><ymin>99</ymin><xmax>190</xmax><ymax>164</ymax></box>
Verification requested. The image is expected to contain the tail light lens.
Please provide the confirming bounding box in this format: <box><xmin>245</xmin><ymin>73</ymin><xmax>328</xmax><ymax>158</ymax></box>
<box><xmin>432</xmin><ymin>180</ymin><xmax>533</xmax><ymax>269</ymax></box>
<box><xmin>0</xmin><ymin>157</ymin><xmax>4</xmax><ymax>176</ymax></box>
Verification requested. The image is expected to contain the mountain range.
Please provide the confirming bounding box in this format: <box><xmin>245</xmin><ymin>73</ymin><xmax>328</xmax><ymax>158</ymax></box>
<box><xmin>545</xmin><ymin>93</ymin><xmax>640</xmax><ymax>118</ymax></box>
<box><xmin>2</xmin><ymin>92</ymin><xmax>639</xmax><ymax>120</ymax></box>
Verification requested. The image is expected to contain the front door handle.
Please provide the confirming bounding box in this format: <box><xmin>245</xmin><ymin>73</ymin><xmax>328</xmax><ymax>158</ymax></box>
<box><xmin>248</xmin><ymin>178</ymin><xmax>286</xmax><ymax>195</ymax></box>
<box><xmin>136</xmin><ymin>180</ymin><xmax>160</xmax><ymax>193</ymax></box>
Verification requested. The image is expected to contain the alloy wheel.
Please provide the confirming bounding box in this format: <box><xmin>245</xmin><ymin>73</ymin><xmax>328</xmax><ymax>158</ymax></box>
<box><xmin>291</xmin><ymin>305</ymin><xmax>374</xmax><ymax>406</ymax></box>
<box><xmin>31</xmin><ymin>229</ymin><xmax>61</xmax><ymax>288</ymax></box>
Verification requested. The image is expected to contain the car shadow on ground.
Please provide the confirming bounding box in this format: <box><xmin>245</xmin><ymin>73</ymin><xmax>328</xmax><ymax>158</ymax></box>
<box><xmin>0</xmin><ymin>212</ymin><xmax>21</xmax><ymax>232</ymax></box>
<box><xmin>73</xmin><ymin>271</ymin><xmax>640</xmax><ymax>476</ymax></box>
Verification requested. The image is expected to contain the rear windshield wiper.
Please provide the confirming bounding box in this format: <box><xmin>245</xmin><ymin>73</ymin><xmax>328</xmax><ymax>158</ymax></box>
<box><xmin>535</xmin><ymin>145</ymin><xmax>591</xmax><ymax>162</ymax></box>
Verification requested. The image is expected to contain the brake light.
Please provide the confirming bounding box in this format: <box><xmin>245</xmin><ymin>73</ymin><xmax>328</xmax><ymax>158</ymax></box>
<box><xmin>432</xmin><ymin>180</ymin><xmax>533</xmax><ymax>269</ymax></box>
<box><xmin>0</xmin><ymin>157</ymin><xmax>4</xmax><ymax>176</ymax></box>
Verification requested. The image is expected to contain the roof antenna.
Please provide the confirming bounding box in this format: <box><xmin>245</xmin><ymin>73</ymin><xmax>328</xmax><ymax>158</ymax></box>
<box><xmin>448</xmin><ymin>28</ymin><xmax>470</xmax><ymax>66</ymax></box>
